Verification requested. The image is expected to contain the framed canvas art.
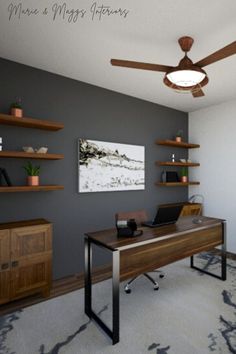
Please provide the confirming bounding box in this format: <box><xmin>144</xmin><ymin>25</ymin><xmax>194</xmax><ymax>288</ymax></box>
<box><xmin>79</xmin><ymin>139</ymin><xmax>145</xmax><ymax>193</ymax></box>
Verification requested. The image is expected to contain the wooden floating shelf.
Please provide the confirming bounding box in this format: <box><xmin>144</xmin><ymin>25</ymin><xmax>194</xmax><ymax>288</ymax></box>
<box><xmin>156</xmin><ymin>182</ymin><xmax>200</xmax><ymax>187</ymax></box>
<box><xmin>0</xmin><ymin>151</ymin><xmax>64</xmax><ymax>160</ymax></box>
<box><xmin>156</xmin><ymin>161</ymin><xmax>200</xmax><ymax>167</ymax></box>
<box><xmin>156</xmin><ymin>140</ymin><xmax>200</xmax><ymax>149</ymax></box>
<box><xmin>0</xmin><ymin>113</ymin><xmax>64</xmax><ymax>131</ymax></box>
<box><xmin>0</xmin><ymin>185</ymin><xmax>64</xmax><ymax>193</ymax></box>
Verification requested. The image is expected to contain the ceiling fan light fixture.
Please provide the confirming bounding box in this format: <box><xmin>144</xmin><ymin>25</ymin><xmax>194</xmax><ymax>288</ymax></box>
<box><xmin>166</xmin><ymin>69</ymin><xmax>206</xmax><ymax>88</ymax></box>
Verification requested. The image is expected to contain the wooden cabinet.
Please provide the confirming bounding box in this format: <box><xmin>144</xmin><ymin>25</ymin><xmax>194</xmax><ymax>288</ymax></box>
<box><xmin>0</xmin><ymin>219</ymin><xmax>52</xmax><ymax>305</ymax></box>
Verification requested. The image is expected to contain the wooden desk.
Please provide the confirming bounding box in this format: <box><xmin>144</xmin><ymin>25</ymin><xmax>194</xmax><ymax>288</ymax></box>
<box><xmin>84</xmin><ymin>216</ymin><xmax>226</xmax><ymax>344</ymax></box>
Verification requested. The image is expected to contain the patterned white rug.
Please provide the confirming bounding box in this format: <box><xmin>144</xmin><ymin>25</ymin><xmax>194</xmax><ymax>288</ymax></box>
<box><xmin>0</xmin><ymin>254</ymin><xmax>236</xmax><ymax>354</ymax></box>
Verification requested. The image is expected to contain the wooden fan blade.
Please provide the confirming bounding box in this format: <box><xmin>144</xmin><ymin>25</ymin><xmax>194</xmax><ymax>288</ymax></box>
<box><xmin>195</xmin><ymin>41</ymin><xmax>236</xmax><ymax>67</ymax></box>
<box><xmin>192</xmin><ymin>89</ymin><xmax>205</xmax><ymax>98</ymax></box>
<box><xmin>110</xmin><ymin>59</ymin><xmax>172</xmax><ymax>73</ymax></box>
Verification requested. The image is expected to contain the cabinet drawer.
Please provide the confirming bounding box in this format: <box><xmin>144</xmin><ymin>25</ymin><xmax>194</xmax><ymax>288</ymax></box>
<box><xmin>11</xmin><ymin>224</ymin><xmax>52</xmax><ymax>259</ymax></box>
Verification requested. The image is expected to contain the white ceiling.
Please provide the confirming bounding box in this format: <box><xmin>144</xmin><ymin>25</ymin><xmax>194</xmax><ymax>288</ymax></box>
<box><xmin>0</xmin><ymin>0</ymin><xmax>236</xmax><ymax>112</ymax></box>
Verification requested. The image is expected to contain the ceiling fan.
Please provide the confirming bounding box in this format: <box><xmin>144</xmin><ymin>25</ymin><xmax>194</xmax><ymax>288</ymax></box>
<box><xmin>110</xmin><ymin>36</ymin><xmax>236</xmax><ymax>98</ymax></box>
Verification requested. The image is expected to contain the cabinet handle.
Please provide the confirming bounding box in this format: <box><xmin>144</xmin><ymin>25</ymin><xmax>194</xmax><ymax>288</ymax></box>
<box><xmin>11</xmin><ymin>261</ymin><xmax>19</xmax><ymax>268</ymax></box>
<box><xmin>1</xmin><ymin>263</ymin><xmax>9</xmax><ymax>270</ymax></box>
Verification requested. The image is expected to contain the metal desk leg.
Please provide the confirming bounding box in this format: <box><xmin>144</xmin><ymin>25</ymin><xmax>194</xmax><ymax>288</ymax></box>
<box><xmin>84</xmin><ymin>239</ymin><xmax>120</xmax><ymax>344</ymax></box>
<box><xmin>190</xmin><ymin>221</ymin><xmax>227</xmax><ymax>281</ymax></box>
<box><xmin>112</xmin><ymin>250</ymin><xmax>120</xmax><ymax>344</ymax></box>
<box><xmin>84</xmin><ymin>237</ymin><xmax>92</xmax><ymax>317</ymax></box>
<box><xmin>221</xmin><ymin>221</ymin><xmax>227</xmax><ymax>281</ymax></box>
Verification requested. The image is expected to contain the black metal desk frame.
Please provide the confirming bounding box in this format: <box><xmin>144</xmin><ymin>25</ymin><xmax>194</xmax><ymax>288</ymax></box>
<box><xmin>84</xmin><ymin>220</ymin><xmax>227</xmax><ymax>345</ymax></box>
<box><xmin>84</xmin><ymin>236</ymin><xmax>120</xmax><ymax>344</ymax></box>
<box><xmin>190</xmin><ymin>221</ymin><xmax>227</xmax><ymax>280</ymax></box>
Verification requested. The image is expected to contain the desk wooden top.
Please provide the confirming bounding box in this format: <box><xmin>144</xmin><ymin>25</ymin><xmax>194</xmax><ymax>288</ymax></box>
<box><xmin>85</xmin><ymin>216</ymin><xmax>224</xmax><ymax>251</ymax></box>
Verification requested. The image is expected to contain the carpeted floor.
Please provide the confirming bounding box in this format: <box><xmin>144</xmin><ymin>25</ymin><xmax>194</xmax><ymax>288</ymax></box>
<box><xmin>0</xmin><ymin>253</ymin><xmax>236</xmax><ymax>354</ymax></box>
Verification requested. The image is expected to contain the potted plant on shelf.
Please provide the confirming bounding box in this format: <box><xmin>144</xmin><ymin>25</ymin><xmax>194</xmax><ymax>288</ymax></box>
<box><xmin>180</xmin><ymin>166</ymin><xmax>188</xmax><ymax>183</ymax></box>
<box><xmin>23</xmin><ymin>162</ymin><xmax>40</xmax><ymax>186</ymax></box>
<box><xmin>175</xmin><ymin>129</ymin><xmax>184</xmax><ymax>143</ymax></box>
<box><xmin>10</xmin><ymin>97</ymin><xmax>23</xmax><ymax>118</ymax></box>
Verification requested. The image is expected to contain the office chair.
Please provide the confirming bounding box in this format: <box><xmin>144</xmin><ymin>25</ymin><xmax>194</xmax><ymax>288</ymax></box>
<box><xmin>115</xmin><ymin>210</ymin><xmax>164</xmax><ymax>294</ymax></box>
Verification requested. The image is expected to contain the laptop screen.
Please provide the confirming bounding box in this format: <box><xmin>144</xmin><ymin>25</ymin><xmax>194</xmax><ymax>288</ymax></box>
<box><xmin>153</xmin><ymin>205</ymin><xmax>183</xmax><ymax>225</ymax></box>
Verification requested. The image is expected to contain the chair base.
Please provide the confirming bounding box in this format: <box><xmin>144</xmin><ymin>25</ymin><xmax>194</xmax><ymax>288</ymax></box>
<box><xmin>124</xmin><ymin>270</ymin><xmax>164</xmax><ymax>294</ymax></box>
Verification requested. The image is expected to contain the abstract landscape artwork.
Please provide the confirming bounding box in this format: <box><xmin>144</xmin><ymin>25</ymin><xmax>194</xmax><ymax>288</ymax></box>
<box><xmin>79</xmin><ymin>139</ymin><xmax>145</xmax><ymax>193</ymax></box>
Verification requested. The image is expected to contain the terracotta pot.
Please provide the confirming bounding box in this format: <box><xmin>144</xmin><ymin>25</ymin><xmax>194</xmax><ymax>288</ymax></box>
<box><xmin>181</xmin><ymin>176</ymin><xmax>188</xmax><ymax>183</ymax></box>
<box><xmin>11</xmin><ymin>108</ymin><xmax>23</xmax><ymax>118</ymax></box>
<box><xmin>175</xmin><ymin>136</ymin><xmax>182</xmax><ymax>142</ymax></box>
<box><xmin>28</xmin><ymin>176</ymin><xmax>39</xmax><ymax>186</ymax></box>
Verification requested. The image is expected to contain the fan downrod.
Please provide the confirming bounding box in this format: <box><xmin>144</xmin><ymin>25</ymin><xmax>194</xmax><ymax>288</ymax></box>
<box><xmin>178</xmin><ymin>36</ymin><xmax>194</xmax><ymax>53</ymax></box>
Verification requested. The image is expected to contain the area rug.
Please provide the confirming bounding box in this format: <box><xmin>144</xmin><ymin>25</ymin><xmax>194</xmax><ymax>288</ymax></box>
<box><xmin>1</xmin><ymin>254</ymin><xmax>236</xmax><ymax>354</ymax></box>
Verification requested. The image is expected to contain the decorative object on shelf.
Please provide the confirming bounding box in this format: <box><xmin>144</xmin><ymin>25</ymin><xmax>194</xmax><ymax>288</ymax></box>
<box><xmin>0</xmin><ymin>167</ymin><xmax>12</xmax><ymax>186</ymax></box>
<box><xmin>79</xmin><ymin>139</ymin><xmax>145</xmax><ymax>193</ymax></box>
<box><xmin>36</xmin><ymin>147</ymin><xmax>48</xmax><ymax>154</ymax></box>
<box><xmin>23</xmin><ymin>146</ymin><xmax>34</xmax><ymax>153</ymax></box>
<box><xmin>180</xmin><ymin>166</ymin><xmax>188</xmax><ymax>183</ymax></box>
<box><xmin>10</xmin><ymin>97</ymin><xmax>23</xmax><ymax>118</ymax></box>
<box><xmin>22</xmin><ymin>146</ymin><xmax>48</xmax><ymax>154</ymax></box>
<box><xmin>171</xmin><ymin>153</ymin><xmax>175</xmax><ymax>162</ymax></box>
<box><xmin>180</xmin><ymin>158</ymin><xmax>192</xmax><ymax>163</ymax></box>
<box><xmin>23</xmin><ymin>161</ymin><xmax>40</xmax><ymax>186</ymax></box>
<box><xmin>175</xmin><ymin>129</ymin><xmax>183</xmax><ymax>142</ymax></box>
<box><xmin>0</xmin><ymin>137</ymin><xmax>2</xmax><ymax>151</ymax></box>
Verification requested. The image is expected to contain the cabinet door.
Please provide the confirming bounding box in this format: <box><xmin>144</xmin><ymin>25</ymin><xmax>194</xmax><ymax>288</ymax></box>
<box><xmin>0</xmin><ymin>229</ymin><xmax>11</xmax><ymax>304</ymax></box>
<box><xmin>10</xmin><ymin>224</ymin><xmax>52</xmax><ymax>300</ymax></box>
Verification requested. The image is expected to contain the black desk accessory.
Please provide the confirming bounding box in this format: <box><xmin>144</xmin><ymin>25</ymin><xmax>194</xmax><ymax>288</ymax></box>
<box><xmin>0</xmin><ymin>168</ymin><xmax>12</xmax><ymax>186</ymax></box>
<box><xmin>161</xmin><ymin>171</ymin><xmax>179</xmax><ymax>183</ymax></box>
<box><xmin>116</xmin><ymin>219</ymin><xmax>143</xmax><ymax>237</ymax></box>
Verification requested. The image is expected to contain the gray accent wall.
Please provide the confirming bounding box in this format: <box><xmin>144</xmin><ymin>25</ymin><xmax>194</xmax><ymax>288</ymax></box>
<box><xmin>0</xmin><ymin>58</ymin><xmax>188</xmax><ymax>279</ymax></box>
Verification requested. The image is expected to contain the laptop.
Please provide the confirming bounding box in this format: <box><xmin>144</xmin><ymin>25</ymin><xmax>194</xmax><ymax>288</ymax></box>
<box><xmin>142</xmin><ymin>205</ymin><xmax>183</xmax><ymax>228</ymax></box>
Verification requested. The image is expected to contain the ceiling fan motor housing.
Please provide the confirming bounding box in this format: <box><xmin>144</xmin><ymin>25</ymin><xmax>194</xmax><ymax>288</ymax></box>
<box><xmin>164</xmin><ymin>52</ymin><xmax>209</xmax><ymax>92</ymax></box>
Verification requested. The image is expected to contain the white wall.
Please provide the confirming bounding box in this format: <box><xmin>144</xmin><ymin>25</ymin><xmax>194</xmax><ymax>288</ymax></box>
<box><xmin>189</xmin><ymin>99</ymin><xmax>236</xmax><ymax>253</ymax></box>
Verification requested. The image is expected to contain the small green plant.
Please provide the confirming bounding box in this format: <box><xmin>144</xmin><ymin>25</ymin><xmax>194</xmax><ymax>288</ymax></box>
<box><xmin>176</xmin><ymin>129</ymin><xmax>184</xmax><ymax>138</ymax></box>
<box><xmin>181</xmin><ymin>166</ymin><xmax>188</xmax><ymax>177</ymax></box>
<box><xmin>10</xmin><ymin>97</ymin><xmax>22</xmax><ymax>109</ymax></box>
<box><xmin>23</xmin><ymin>162</ymin><xmax>40</xmax><ymax>176</ymax></box>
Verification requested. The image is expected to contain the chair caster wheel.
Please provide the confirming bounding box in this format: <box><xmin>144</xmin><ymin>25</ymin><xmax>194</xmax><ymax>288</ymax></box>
<box><xmin>125</xmin><ymin>289</ymin><xmax>131</xmax><ymax>294</ymax></box>
<box><xmin>154</xmin><ymin>285</ymin><xmax>159</xmax><ymax>291</ymax></box>
<box><xmin>159</xmin><ymin>274</ymin><xmax>164</xmax><ymax>278</ymax></box>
